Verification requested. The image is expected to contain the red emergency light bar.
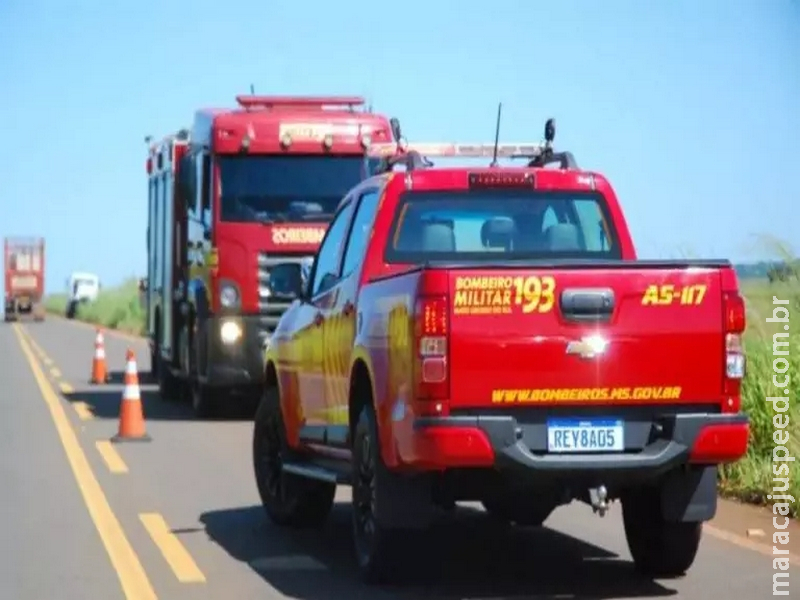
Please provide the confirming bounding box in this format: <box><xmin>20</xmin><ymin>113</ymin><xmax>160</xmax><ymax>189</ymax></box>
<box><xmin>235</xmin><ymin>95</ymin><xmax>366</xmax><ymax>110</ymax></box>
<box><xmin>366</xmin><ymin>142</ymin><xmax>545</xmax><ymax>158</ymax></box>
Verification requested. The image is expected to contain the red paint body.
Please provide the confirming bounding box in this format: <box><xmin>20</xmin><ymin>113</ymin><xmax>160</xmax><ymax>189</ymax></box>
<box><xmin>146</xmin><ymin>95</ymin><xmax>397</xmax><ymax>397</ymax></box>
<box><xmin>192</xmin><ymin>96</ymin><xmax>393</xmax><ymax>315</ymax></box>
<box><xmin>3</xmin><ymin>237</ymin><xmax>45</xmax><ymax>320</ymax></box>
<box><xmin>268</xmin><ymin>159</ymin><xmax>750</xmax><ymax>474</ymax></box>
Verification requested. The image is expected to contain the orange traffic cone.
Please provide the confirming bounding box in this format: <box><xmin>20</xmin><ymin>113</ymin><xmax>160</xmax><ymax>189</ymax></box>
<box><xmin>111</xmin><ymin>349</ymin><xmax>151</xmax><ymax>443</ymax></box>
<box><xmin>90</xmin><ymin>328</ymin><xmax>110</xmax><ymax>384</ymax></box>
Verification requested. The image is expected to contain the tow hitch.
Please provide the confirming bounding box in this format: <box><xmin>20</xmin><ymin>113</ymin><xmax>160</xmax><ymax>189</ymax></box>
<box><xmin>589</xmin><ymin>485</ymin><xmax>609</xmax><ymax>517</ymax></box>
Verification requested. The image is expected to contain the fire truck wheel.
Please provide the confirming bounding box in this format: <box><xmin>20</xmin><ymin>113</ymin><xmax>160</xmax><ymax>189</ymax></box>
<box><xmin>252</xmin><ymin>386</ymin><xmax>335</xmax><ymax>528</ymax></box>
<box><xmin>622</xmin><ymin>486</ymin><xmax>703</xmax><ymax>578</ymax></box>
<box><xmin>191</xmin><ymin>382</ymin><xmax>219</xmax><ymax>418</ymax></box>
<box><xmin>157</xmin><ymin>358</ymin><xmax>184</xmax><ymax>402</ymax></box>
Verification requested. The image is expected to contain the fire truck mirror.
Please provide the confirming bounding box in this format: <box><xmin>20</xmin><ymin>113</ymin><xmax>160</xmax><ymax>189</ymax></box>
<box><xmin>268</xmin><ymin>262</ymin><xmax>305</xmax><ymax>300</ymax></box>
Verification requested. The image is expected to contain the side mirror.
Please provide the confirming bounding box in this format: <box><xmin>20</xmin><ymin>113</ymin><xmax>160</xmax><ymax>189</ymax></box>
<box><xmin>268</xmin><ymin>262</ymin><xmax>305</xmax><ymax>300</ymax></box>
<box><xmin>203</xmin><ymin>229</ymin><xmax>211</xmax><ymax>241</ymax></box>
<box><xmin>138</xmin><ymin>278</ymin><xmax>148</xmax><ymax>292</ymax></box>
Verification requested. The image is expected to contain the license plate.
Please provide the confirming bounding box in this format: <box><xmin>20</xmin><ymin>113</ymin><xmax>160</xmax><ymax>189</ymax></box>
<box><xmin>546</xmin><ymin>419</ymin><xmax>624</xmax><ymax>453</ymax></box>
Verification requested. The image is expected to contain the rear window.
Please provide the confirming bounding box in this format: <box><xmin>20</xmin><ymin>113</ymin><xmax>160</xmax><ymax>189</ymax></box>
<box><xmin>386</xmin><ymin>190</ymin><xmax>620</xmax><ymax>262</ymax></box>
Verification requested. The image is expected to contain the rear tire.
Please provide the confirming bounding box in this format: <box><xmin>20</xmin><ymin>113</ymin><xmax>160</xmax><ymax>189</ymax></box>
<box><xmin>351</xmin><ymin>404</ymin><xmax>410</xmax><ymax>584</ymax></box>
<box><xmin>252</xmin><ymin>387</ymin><xmax>335</xmax><ymax>527</ymax></box>
<box><xmin>622</xmin><ymin>486</ymin><xmax>702</xmax><ymax>578</ymax></box>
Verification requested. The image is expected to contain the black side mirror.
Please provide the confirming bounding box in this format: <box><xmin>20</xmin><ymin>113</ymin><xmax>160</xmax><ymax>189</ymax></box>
<box><xmin>203</xmin><ymin>229</ymin><xmax>211</xmax><ymax>241</ymax></box>
<box><xmin>138</xmin><ymin>278</ymin><xmax>148</xmax><ymax>292</ymax></box>
<box><xmin>268</xmin><ymin>262</ymin><xmax>305</xmax><ymax>300</ymax></box>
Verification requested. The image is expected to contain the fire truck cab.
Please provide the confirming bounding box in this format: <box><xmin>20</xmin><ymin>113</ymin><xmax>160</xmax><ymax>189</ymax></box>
<box><xmin>145</xmin><ymin>94</ymin><xmax>394</xmax><ymax>417</ymax></box>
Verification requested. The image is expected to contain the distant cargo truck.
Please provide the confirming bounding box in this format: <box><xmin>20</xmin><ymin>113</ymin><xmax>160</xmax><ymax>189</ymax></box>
<box><xmin>4</xmin><ymin>237</ymin><xmax>45</xmax><ymax>322</ymax></box>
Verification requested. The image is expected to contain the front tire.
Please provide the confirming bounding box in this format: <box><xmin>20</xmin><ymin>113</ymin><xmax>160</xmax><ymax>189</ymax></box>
<box><xmin>157</xmin><ymin>354</ymin><xmax>184</xmax><ymax>401</ymax></box>
<box><xmin>191</xmin><ymin>382</ymin><xmax>219</xmax><ymax>418</ymax></box>
<box><xmin>622</xmin><ymin>487</ymin><xmax>702</xmax><ymax>578</ymax></box>
<box><xmin>252</xmin><ymin>387</ymin><xmax>335</xmax><ymax>527</ymax></box>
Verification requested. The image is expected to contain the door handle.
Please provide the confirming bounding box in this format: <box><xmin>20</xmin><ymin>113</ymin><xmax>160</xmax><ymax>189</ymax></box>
<box><xmin>313</xmin><ymin>312</ymin><xmax>324</xmax><ymax>326</ymax></box>
<box><xmin>342</xmin><ymin>301</ymin><xmax>354</xmax><ymax>316</ymax></box>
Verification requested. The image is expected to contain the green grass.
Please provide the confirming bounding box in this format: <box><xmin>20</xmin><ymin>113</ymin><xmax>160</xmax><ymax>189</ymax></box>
<box><xmin>720</xmin><ymin>278</ymin><xmax>799</xmax><ymax>516</ymax></box>
<box><xmin>44</xmin><ymin>278</ymin><xmax>146</xmax><ymax>336</ymax></box>
<box><xmin>44</xmin><ymin>274</ymin><xmax>799</xmax><ymax>515</ymax></box>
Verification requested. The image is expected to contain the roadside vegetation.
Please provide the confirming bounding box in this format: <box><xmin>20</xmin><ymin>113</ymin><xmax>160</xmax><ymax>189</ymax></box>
<box><xmin>721</xmin><ymin>278</ymin><xmax>799</xmax><ymax>516</ymax></box>
<box><xmin>44</xmin><ymin>278</ymin><xmax>146</xmax><ymax>336</ymax></box>
<box><xmin>44</xmin><ymin>268</ymin><xmax>799</xmax><ymax>516</ymax></box>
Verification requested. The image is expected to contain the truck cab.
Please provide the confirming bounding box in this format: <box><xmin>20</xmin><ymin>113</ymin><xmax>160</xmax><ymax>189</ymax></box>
<box><xmin>65</xmin><ymin>271</ymin><xmax>100</xmax><ymax>319</ymax></box>
<box><xmin>145</xmin><ymin>94</ymin><xmax>394</xmax><ymax>417</ymax></box>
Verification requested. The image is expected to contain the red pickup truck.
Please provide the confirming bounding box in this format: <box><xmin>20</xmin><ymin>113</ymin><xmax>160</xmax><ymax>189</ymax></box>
<box><xmin>253</xmin><ymin>120</ymin><xmax>750</xmax><ymax>583</ymax></box>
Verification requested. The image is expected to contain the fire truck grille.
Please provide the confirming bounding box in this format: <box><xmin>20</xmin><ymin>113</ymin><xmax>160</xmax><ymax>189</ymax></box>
<box><xmin>256</xmin><ymin>253</ymin><xmax>311</xmax><ymax>331</ymax></box>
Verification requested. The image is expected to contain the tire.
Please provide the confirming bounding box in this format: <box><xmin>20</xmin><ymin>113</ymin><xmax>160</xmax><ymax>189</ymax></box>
<box><xmin>252</xmin><ymin>387</ymin><xmax>335</xmax><ymax>527</ymax></box>
<box><xmin>157</xmin><ymin>353</ymin><xmax>184</xmax><ymax>402</ymax></box>
<box><xmin>351</xmin><ymin>404</ymin><xmax>408</xmax><ymax>584</ymax></box>
<box><xmin>482</xmin><ymin>496</ymin><xmax>555</xmax><ymax>526</ymax></box>
<box><xmin>622</xmin><ymin>486</ymin><xmax>702</xmax><ymax>578</ymax></box>
<box><xmin>191</xmin><ymin>382</ymin><xmax>219</xmax><ymax>418</ymax></box>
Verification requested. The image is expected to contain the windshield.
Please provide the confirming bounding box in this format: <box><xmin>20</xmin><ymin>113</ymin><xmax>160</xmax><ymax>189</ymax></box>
<box><xmin>386</xmin><ymin>190</ymin><xmax>620</xmax><ymax>262</ymax></box>
<box><xmin>218</xmin><ymin>155</ymin><xmax>382</xmax><ymax>224</ymax></box>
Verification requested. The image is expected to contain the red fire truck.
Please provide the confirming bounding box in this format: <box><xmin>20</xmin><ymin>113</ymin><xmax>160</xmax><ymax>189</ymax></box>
<box><xmin>4</xmin><ymin>237</ymin><xmax>46</xmax><ymax>322</ymax></box>
<box><xmin>145</xmin><ymin>94</ymin><xmax>394</xmax><ymax>417</ymax></box>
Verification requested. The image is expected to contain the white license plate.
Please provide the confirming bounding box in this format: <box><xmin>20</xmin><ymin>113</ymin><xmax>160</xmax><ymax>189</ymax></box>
<box><xmin>547</xmin><ymin>419</ymin><xmax>624</xmax><ymax>453</ymax></box>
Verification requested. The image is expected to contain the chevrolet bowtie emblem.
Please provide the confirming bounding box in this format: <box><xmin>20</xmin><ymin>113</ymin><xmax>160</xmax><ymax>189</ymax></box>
<box><xmin>565</xmin><ymin>335</ymin><xmax>608</xmax><ymax>359</ymax></box>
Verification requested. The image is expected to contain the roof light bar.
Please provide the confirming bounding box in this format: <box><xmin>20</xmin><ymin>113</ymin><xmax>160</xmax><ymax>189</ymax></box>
<box><xmin>236</xmin><ymin>95</ymin><xmax>366</xmax><ymax>110</ymax></box>
<box><xmin>366</xmin><ymin>142</ymin><xmax>545</xmax><ymax>158</ymax></box>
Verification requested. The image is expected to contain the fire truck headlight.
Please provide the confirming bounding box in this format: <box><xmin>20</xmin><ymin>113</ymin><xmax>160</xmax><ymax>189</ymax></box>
<box><xmin>219</xmin><ymin>282</ymin><xmax>240</xmax><ymax>308</ymax></box>
<box><xmin>220</xmin><ymin>320</ymin><xmax>242</xmax><ymax>345</ymax></box>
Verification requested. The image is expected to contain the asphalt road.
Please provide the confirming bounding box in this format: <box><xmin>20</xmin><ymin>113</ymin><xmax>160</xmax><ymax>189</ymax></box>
<box><xmin>1</xmin><ymin>317</ymin><xmax>797</xmax><ymax>599</ymax></box>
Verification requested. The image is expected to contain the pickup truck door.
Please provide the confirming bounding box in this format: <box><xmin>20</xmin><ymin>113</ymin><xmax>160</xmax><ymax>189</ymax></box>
<box><xmin>298</xmin><ymin>200</ymin><xmax>355</xmax><ymax>443</ymax></box>
<box><xmin>323</xmin><ymin>187</ymin><xmax>382</xmax><ymax>447</ymax></box>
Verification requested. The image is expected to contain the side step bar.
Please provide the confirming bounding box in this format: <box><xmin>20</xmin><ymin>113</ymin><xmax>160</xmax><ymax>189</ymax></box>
<box><xmin>282</xmin><ymin>461</ymin><xmax>350</xmax><ymax>485</ymax></box>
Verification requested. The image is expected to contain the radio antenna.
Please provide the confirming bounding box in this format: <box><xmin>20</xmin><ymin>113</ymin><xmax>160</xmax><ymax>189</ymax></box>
<box><xmin>490</xmin><ymin>102</ymin><xmax>502</xmax><ymax>167</ymax></box>
<box><xmin>249</xmin><ymin>83</ymin><xmax>255</xmax><ymax>94</ymax></box>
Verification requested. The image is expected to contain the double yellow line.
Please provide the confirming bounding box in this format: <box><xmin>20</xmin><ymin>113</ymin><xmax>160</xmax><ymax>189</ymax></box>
<box><xmin>13</xmin><ymin>324</ymin><xmax>207</xmax><ymax>598</ymax></box>
<box><xmin>13</xmin><ymin>324</ymin><xmax>159</xmax><ymax>599</ymax></box>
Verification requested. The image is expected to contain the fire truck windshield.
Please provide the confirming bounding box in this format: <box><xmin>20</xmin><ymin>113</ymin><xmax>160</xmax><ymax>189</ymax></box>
<box><xmin>218</xmin><ymin>155</ymin><xmax>382</xmax><ymax>223</ymax></box>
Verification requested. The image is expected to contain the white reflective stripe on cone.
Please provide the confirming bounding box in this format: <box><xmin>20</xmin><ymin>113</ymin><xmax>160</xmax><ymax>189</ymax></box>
<box><xmin>122</xmin><ymin>384</ymin><xmax>140</xmax><ymax>400</ymax></box>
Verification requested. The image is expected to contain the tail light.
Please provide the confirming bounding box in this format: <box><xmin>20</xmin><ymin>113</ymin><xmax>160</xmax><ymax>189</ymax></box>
<box><xmin>414</xmin><ymin>295</ymin><xmax>449</xmax><ymax>405</ymax></box>
<box><xmin>722</xmin><ymin>292</ymin><xmax>746</xmax><ymax>412</ymax></box>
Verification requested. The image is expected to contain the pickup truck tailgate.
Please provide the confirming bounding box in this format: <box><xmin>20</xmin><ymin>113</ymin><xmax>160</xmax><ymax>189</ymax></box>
<box><xmin>447</xmin><ymin>267</ymin><xmax>724</xmax><ymax>408</ymax></box>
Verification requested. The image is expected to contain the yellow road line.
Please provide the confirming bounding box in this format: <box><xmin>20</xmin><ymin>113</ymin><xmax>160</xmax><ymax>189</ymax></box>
<box><xmin>43</xmin><ymin>357</ymin><xmax>53</xmax><ymax>367</ymax></box>
<box><xmin>50</xmin><ymin>367</ymin><xmax>62</xmax><ymax>378</ymax></box>
<box><xmin>59</xmin><ymin>382</ymin><xmax>74</xmax><ymax>394</ymax></box>
<box><xmin>13</xmin><ymin>325</ymin><xmax>157</xmax><ymax>599</ymax></box>
<box><xmin>96</xmin><ymin>440</ymin><xmax>129</xmax><ymax>474</ymax></box>
<box><xmin>140</xmin><ymin>513</ymin><xmax>206</xmax><ymax>583</ymax></box>
<box><xmin>73</xmin><ymin>401</ymin><xmax>94</xmax><ymax>421</ymax></box>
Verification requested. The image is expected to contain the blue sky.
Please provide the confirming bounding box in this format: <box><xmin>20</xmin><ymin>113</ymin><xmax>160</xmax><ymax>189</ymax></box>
<box><xmin>1</xmin><ymin>0</ymin><xmax>797</xmax><ymax>293</ymax></box>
